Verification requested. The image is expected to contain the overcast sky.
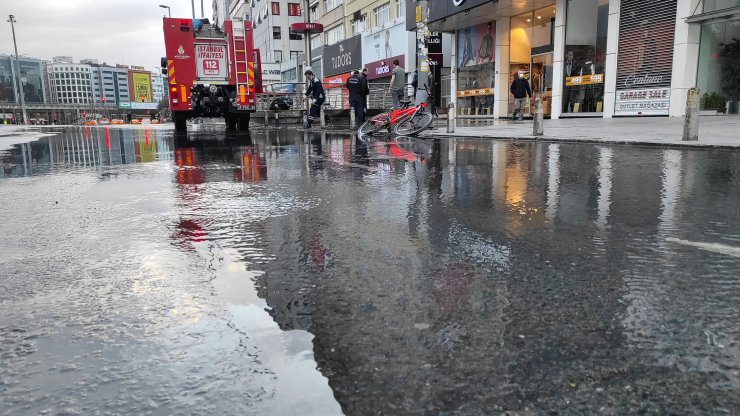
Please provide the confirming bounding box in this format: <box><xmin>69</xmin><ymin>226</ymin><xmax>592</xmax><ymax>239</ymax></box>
<box><xmin>1</xmin><ymin>0</ymin><xmax>213</xmax><ymax>70</ymax></box>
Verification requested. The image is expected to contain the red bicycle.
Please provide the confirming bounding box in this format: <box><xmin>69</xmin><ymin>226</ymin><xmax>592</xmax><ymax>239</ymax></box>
<box><xmin>359</xmin><ymin>100</ymin><xmax>434</xmax><ymax>137</ymax></box>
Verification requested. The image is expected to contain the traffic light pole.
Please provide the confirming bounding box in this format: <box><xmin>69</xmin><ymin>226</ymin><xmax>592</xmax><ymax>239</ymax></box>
<box><xmin>8</xmin><ymin>15</ymin><xmax>28</xmax><ymax>125</ymax></box>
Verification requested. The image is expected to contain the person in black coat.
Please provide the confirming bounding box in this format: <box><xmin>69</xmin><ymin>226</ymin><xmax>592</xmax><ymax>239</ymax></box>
<box><xmin>361</xmin><ymin>68</ymin><xmax>370</xmax><ymax>114</ymax></box>
<box><xmin>304</xmin><ymin>70</ymin><xmax>324</xmax><ymax>126</ymax></box>
<box><xmin>346</xmin><ymin>70</ymin><xmax>365</xmax><ymax>127</ymax></box>
<box><xmin>510</xmin><ymin>70</ymin><xmax>532</xmax><ymax>120</ymax></box>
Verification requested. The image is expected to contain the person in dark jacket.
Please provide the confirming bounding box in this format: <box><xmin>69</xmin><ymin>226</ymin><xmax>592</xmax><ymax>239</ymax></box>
<box><xmin>346</xmin><ymin>70</ymin><xmax>365</xmax><ymax>127</ymax></box>
<box><xmin>510</xmin><ymin>70</ymin><xmax>532</xmax><ymax>120</ymax></box>
<box><xmin>304</xmin><ymin>70</ymin><xmax>324</xmax><ymax>126</ymax></box>
<box><xmin>360</xmin><ymin>68</ymin><xmax>370</xmax><ymax>115</ymax></box>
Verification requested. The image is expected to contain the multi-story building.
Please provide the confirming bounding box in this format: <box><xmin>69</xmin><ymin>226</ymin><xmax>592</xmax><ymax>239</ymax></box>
<box><xmin>0</xmin><ymin>55</ymin><xmax>48</xmax><ymax>104</ymax></box>
<box><xmin>409</xmin><ymin>0</ymin><xmax>740</xmax><ymax>119</ymax></box>
<box><xmin>46</xmin><ymin>61</ymin><xmax>93</xmax><ymax>105</ymax></box>
<box><xmin>251</xmin><ymin>0</ymin><xmax>306</xmax><ymax>85</ymax></box>
<box><xmin>82</xmin><ymin>60</ymin><xmax>131</xmax><ymax>106</ymax></box>
<box><xmin>152</xmin><ymin>71</ymin><xmax>167</xmax><ymax>102</ymax></box>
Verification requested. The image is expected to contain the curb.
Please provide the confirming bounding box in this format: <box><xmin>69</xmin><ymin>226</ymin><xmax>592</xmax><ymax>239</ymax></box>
<box><xmin>420</xmin><ymin>132</ymin><xmax>740</xmax><ymax>150</ymax></box>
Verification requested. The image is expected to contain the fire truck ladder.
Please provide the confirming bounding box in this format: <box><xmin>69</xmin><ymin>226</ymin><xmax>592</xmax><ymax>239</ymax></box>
<box><xmin>231</xmin><ymin>18</ymin><xmax>249</xmax><ymax>104</ymax></box>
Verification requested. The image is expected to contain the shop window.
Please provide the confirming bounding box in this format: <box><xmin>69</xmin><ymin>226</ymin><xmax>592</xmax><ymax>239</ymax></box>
<box><xmin>563</xmin><ymin>0</ymin><xmax>609</xmax><ymax>113</ymax></box>
<box><xmin>697</xmin><ymin>20</ymin><xmax>740</xmax><ymax>112</ymax></box>
<box><xmin>374</xmin><ymin>3</ymin><xmax>390</xmax><ymax>28</ymax></box>
<box><xmin>455</xmin><ymin>22</ymin><xmax>496</xmax><ymax>116</ymax></box>
<box><xmin>288</xmin><ymin>3</ymin><xmax>301</xmax><ymax>16</ymax></box>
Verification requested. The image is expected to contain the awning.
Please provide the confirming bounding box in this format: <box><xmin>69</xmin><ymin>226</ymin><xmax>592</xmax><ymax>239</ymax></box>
<box><xmin>685</xmin><ymin>6</ymin><xmax>740</xmax><ymax>24</ymax></box>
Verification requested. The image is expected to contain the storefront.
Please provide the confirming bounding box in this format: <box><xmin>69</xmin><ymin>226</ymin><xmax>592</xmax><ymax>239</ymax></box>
<box><xmin>413</xmin><ymin>0</ymin><xmax>716</xmax><ymax>119</ymax></box>
<box><xmin>690</xmin><ymin>1</ymin><xmax>740</xmax><ymax>113</ymax></box>
<box><xmin>361</xmin><ymin>21</ymin><xmax>415</xmax><ymax>87</ymax></box>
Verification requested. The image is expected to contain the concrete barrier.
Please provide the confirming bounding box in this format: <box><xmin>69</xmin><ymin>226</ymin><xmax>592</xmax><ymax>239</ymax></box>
<box><xmin>447</xmin><ymin>102</ymin><xmax>455</xmax><ymax>133</ymax></box>
<box><xmin>533</xmin><ymin>96</ymin><xmax>544</xmax><ymax>136</ymax></box>
<box><xmin>683</xmin><ymin>87</ymin><xmax>700</xmax><ymax>141</ymax></box>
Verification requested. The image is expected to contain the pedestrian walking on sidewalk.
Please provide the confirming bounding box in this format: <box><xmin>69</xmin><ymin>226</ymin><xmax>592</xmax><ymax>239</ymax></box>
<box><xmin>388</xmin><ymin>59</ymin><xmax>406</xmax><ymax>110</ymax></box>
<box><xmin>304</xmin><ymin>70</ymin><xmax>324</xmax><ymax>127</ymax></box>
<box><xmin>346</xmin><ymin>70</ymin><xmax>365</xmax><ymax>128</ymax></box>
<box><xmin>510</xmin><ymin>70</ymin><xmax>532</xmax><ymax>121</ymax></box>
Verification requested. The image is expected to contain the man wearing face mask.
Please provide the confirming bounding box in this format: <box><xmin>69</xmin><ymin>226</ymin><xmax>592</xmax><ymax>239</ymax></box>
<box><xmin>510</xmin><ymin>70</ymin><xmax>531</xmax><ymax>121</ymax></box>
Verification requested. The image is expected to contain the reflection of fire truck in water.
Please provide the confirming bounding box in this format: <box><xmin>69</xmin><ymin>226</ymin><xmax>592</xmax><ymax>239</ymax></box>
<box><xmin>174</xmin><ymin>145</ymin><xmax>267</xmax><ymax>184</ymax></box>
<box><xmin>162</xmin><ymin>17</ymin><xmax>263</xmax><ymax>132</ymax></box>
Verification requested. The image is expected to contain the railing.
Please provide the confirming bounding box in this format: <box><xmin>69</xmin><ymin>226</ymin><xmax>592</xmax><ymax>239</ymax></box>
<box><xmin>256</xmin><ymin>81</ymin><xmax>417</xmax><ymax>112</ymax></box>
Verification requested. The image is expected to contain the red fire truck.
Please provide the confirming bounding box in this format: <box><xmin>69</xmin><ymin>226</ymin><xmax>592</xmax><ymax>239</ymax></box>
<box><xmin>161</xmin><ymin>17</ymin><xmax>263</xmax><ymax>132</ymax></box>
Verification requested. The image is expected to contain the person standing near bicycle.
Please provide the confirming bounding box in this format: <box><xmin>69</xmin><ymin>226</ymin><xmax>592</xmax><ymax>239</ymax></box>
<box><xmin>304</xmin><ymin>70</ymin><xmax>325</xmax><ymax>127</ymax></box>
<box><xmin>346</xmin><ymin>70</ymin><xmax>365</xmax><ymax>128</ymax></box>
<box><xmin>388</xmin><ymin>59</ymin><xmax>406</xmax><ymax>110</ymax></box>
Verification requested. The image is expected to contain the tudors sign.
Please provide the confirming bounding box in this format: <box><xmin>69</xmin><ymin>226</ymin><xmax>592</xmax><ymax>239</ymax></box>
<box><xmin>322</xmin><ymin>35</ymin><xmax>362</xmax><ymax>77</ymax></box>
<box><xmin>365</xmin><ymin>55</ymin><xmax>405</xmax><ymax>80</ymax></box>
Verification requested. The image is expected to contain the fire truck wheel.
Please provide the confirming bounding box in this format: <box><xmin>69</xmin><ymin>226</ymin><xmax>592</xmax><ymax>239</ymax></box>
<box><xmin>174</xmin><ymin>112</ymin><xmax>187</xmax><ymax>132</ymax></box>
<box><xmin>225</xmin><ymin>115</ymin><xmax>237</xmax><ymax>130</ymax></box>
<box><xmin>237</xmin><ymin>114</ymin><xmax>250</xmax><ymax>131</ymax></box>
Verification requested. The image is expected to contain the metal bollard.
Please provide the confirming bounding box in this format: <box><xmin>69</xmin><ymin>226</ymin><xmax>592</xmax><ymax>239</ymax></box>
<box><xmin>320</xmin><ymin>105</ymin><xmax>326</xmax><ymax>129</ymax></box>
<box><xmin>264</xmin><ymin>109</ymin><xmax>269</xmax><ymax>126</ymax></box>
<box><xmin>447</xmin><ymin>102</ymin><xmax>455</xmax><ymax>133</ymax></box>
<box><xmin>533</xmin><ymin>96</ymin><xmax>544</xmax><ymax>136</ymax></box>
<box><xmin>349</xmin><ymin>107</ymin><xmax>355</xmax><ymax>129</ymax></box>
<box><xmin>683</xmin><ymin>87</ymin><xmax>700</xmax><ymax>141</ymax></box>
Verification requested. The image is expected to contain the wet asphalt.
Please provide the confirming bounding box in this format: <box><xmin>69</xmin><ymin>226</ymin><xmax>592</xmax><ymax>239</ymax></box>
<box><xmin>0</xmin><ymin>125</ymin><xmax>738</xmax><ymax>415</ymax></box>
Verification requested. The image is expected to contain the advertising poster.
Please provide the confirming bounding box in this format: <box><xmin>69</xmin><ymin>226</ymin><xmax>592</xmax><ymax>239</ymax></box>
<box><xmin>362</xmin><ymin>23</ymin><xmax>407</xmax><ymax>65</ymax></box>
<box><xmin>131</xmin><ymin>72</ymin><xmax>152</xmax><ymax>102</ymax></box>
<box><xmin>456</xmin><ymin>22</ymin><xmax>495</xmax><ymax>68</ymax></box>
<box><xmin>615</xmin><ymin>0</ymin><xmax>676</xmax><ymax>115</ymax></box>
<box><xmin>323</xmin><ymin>35</ymin><xmax>362</xmax><ymax>77</ymax></box>
<box><xmin>0</xmin><ymin>58</ymin><xmax>44</xmax><ymax>103</ymax></box>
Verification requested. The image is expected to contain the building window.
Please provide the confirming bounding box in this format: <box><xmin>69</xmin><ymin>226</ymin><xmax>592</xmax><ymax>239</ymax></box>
<box><xmin>290</xmin><ymin>51</ymin><xmax>301</xmax><ymax>61</ymax></box>
<box><xmin>273</xmin><ymin>26</ymin><xmax>282</xmax><ymax>39</ymax></box>
<box><xmin>352</xmin><ymin>14</ymin><xmax>367</xmax><ymax>35</ymax></box>
<box><xmin>310</xmin><ymin>34</ymin><xmax>321</xmax><ymax>50</ymax></box>
<box><xmin>274</xmin><ymin>50</ymin><xmax>283</xmax><ymax>63</ymax></box>
<box><xmin>374</xmin><ymin>3</ymin><xmax>390</xmax><ymax>28</ymax></box>
<box><xmin>396</xmin><ymin>0</ymin><xmax>405</xmax><ymax>19</ymax></box>
<box><xmin>289</xmin><ymin>32</ymin><xmax>303</xmax><ymax>40</ymax></box>
<box><xmin>326</xmin><ymin>24</ymin><xmax>345</xmax><ymax>45</ymax></box>
<box><xmin>325</xmin><ymin>0</ymin><xmax>342</xmax><ymax>13</ymax></box>
<box><xmin>288</xmin><ymin>3</ymin><xmax>301</xmax><ymax>16</ymax></box>
<box><xmin>310</xmin><ymin>5</ymin><xmax>320</xmax><ymax>21</ymax></box>
<box><xmin>271</xmin><ymin>2</ymin><xmax>280</xmax><ymax>15</ymax></box>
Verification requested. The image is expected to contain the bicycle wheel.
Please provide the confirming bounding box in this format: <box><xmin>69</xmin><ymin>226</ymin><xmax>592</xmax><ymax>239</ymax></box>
<box><xmin>393</xmin><ymin>112</ymin><xmax>434</xmax><ymax>136</ymax></box>
<box><xmin>359</xmin><ymin>113</ymin><xmax>390</xmax><ymax>135</ymax></box>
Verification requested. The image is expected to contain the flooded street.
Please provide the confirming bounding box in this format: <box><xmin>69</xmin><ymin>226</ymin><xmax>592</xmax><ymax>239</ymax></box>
<box><xmin>1</xmin><ymin>126</ymin><xmax>738</xmax><ymax>415</ymax></box>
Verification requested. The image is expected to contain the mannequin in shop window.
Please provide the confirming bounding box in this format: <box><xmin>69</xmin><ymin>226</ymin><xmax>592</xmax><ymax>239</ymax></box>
<box><xmin>580</xmin><ymin>51</ymin><xmax>596</xmax><ymax>112</ymax></box>
<box><xmin>564</xmin><ymin>49</ymin><xmax>579</xmax><ymax>112</ymax></box>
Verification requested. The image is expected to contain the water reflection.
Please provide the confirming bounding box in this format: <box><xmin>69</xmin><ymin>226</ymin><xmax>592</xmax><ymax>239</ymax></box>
<box><xmin>1</xmin><ymin>127</ymin><xmax>738</xmax><ymax>414</ymax></box>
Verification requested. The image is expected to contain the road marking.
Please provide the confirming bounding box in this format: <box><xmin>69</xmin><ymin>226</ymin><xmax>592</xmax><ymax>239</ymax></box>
<box><xmin>666</xmin><ymin>237</ymin><xmax>740</xmax><ymax>258</ymax></box>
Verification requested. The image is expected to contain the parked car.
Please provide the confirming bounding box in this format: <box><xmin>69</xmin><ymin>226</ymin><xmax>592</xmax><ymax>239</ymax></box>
<box><xmin>141</xmin><ymin>118</ymin><xmax>151</xmax><ymax>124</ymax></box>
<box><xmin>131</xmin><ymin>119</ymin><xmax>141</xmax><ymax>125</ymax></box>
<box><xmin>83</xmin><ymin>120</ymin><xmax>98</xmax><ymax>126</ymax></box>
<box><xmin>111</xmin><ymin>119</ymin><xmax>125</xmax><ymax>125</ymax></box>
<box><xmin>99</xmin><ymin>118</ymin><xmax>110</xmax><ymax>125</ymax></box>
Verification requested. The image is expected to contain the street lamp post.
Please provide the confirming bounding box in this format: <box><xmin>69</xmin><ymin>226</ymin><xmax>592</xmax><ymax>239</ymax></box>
<box><xmin>191</xmin><ymin>0</ymin><xmax>195</xmax><ymax>19</ymax></box>
<box><xmin>7</xmin><ymin>15</ymin><xmax>28</xmax><ymax>126</ymax></box>
<box><xmin>159</xmin><ymin>4</ymin><xmax>171</xmax><ymax>17</ymax></box>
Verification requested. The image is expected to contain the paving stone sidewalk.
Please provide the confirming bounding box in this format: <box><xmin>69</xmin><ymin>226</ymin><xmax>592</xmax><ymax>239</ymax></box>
<box><xmin>425</xmin><ymin>115</ymin><xmax>740</xmax><ymax>149</ymax></box>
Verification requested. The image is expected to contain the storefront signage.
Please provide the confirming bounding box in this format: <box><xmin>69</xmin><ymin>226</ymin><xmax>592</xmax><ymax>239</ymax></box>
<box><xmin>365</xmin><ymin>55</ymin><xmax>405</xmax><ymax>80</ymax></box>
<box><xmin>323</xmin><ymin>35</ymin><xmax>361</xmax><ymax>77</ymax></box>
<box><xmin>415</xmin><ymin>5</ymin><xmax>422</xmax><ymax>23</ymax></box>
<box><xmin>290</xmin><ymin>23</ymin><xmax>324</xmax><ymax>33</ymax></box>
<box><xmin>565</xmin><ymin>74</ymin><xmax>604</xmax><ymax>86</ymax></box>
<box><xmin>323</xmin><ymin>73</ymin><xmax>350</xmax><ymax>89</ymax></box>
<box><xmin>261</xmin><ymin>63</ymin><xmax>282</xmax><ymax>82</ymax></box>
<box><xmin>615</xmin><ymin>0</ymin><xmax>676</xmax><ymax>116</ymax></box>
<box><xmin>457</xmin><ymin>88</ymin><xmax>493</xmax><ymax>97</ymax></box>
<box><xmin>615</xmin><ymin>88</ymin><xmax>671</xmax><ymax>115</ymax></box>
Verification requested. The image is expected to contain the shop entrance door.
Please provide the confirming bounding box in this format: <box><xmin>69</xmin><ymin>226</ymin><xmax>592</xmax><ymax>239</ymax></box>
<box><xmin>531</xmin><ymin>53</ymin><xmax>553</xmax><ymax>116</ymax></box>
